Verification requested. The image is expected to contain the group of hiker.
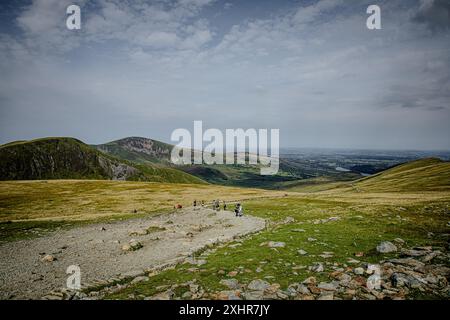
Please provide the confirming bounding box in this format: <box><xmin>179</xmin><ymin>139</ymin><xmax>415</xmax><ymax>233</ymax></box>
<box><xmin>192</xmin><ymin>199</ymin><xmax>243</xmax><ymax>217</ymax></box>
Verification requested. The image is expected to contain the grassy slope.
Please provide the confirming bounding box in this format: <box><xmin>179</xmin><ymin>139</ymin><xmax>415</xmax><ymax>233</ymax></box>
<box><xmin>351</xmin><ymin>158</ymin><xmax>450</xmax><ymax>192</ymax></box>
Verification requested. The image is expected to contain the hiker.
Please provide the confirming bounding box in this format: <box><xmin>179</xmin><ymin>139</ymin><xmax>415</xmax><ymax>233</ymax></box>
<box><xmin>201</xmin><ymin>200</ymin><xmax>205</xmax><ymax>207</ymax></box>
<box><xmin>223</xmin><ymin>201</ymin><xmax>227</xmax><ymax>211</ymax></box>
<box><xmin>235</xmin><ymin>203</ymin><xmax>243</xmax><ymax>217</ymax></box>
<box><xmin>215</xmin><ymin>199</ymin><xmax>220</xmax><ymax>211</ymax></box>
<box><xmin>193</xmin><ymin>200</ymin><xmax>197</xmax><ymax>207</ymax></box>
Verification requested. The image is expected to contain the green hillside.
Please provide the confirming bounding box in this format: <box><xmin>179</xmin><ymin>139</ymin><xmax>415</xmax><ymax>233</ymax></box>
<box><xmin>352</xmin><ymin>158</ymin><xmax>450</xmax><ymax>192</ymax></box>
<box><xmin>0</xmin><ymin>137</ymin><xmax>205</xmax><ymax>184</ymax></box>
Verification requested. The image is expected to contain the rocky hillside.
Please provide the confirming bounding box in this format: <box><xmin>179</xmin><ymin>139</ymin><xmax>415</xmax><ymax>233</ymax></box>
<box><xmin>93</xmin><ymin>137</ymin><xmax>172</xmax><ymax>164</ymax></box>
<box><xmin>0</xmin><ymin>137</ymin><xmax>204</xmax><ymax>183</ymax></box>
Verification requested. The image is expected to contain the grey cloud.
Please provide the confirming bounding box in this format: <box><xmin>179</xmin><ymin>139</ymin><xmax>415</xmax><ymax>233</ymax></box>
<box><xmin>412</xmin><ymin>0</ymin><xmax>450</xmax><ymax>32</ymax></box>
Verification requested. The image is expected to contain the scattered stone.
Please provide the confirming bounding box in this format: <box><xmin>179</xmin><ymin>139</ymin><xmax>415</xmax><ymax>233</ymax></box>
<box><xmin>347</xmin><ymin>258</ymin><xmax>360</xmax><ymax>264</ymax></box>
<box><xmin>302</xmin><ymin>277</ymin><xmax>316</xmax><ymax>285</ymax></box>
<box><xmin>393</xmin><ymin>238</ymin><xmax>405</xmax><ymax>244</ymax></box>
<box><xmin>310</xmin><ymin>263</ymin><xmax>324</xmax><ymax>273</ymax></box>
<box><xmin>129</xmin><ymin>229</ymin><xmax>148</xmax><ymax>236</ymax></box>
<box><xmin>227</xmin><ymin>271</ymin><xmax>238</xmax><ymax>277</ymax></box>
<box><xmin>317</xmin><ymin>293</ymin><xmax>334</xmax><ymax>300</ymax></box>
<box><xmin>422</xmin><ymin>251</ymin><xmax>441</xmax><ymax>263</ymax></box>
<box><xmin>41</xmin><ymin>254</ymin><xmax>55</xmax><ymax>262</ymax></box>
<box><xmin>122</xmin><ymin>240</ymin><xmax>143</xmax><ymax>252</ymax></box>
<box><xmin>220</xmin><ymin>279</ymin><xmax>240</xmax><ymax>290</ymax></box>
<box><xmin>318</xmin><ymin>282</ymin><xmax>338</xmax><ymax>291</ymax></box>
<box><xmin>376</xmin><ymin>241</ymin><xmax>398</xmax><ymax>253</ymax></box>
<box><xmin>131</xmin><ymin>276</ymin><xmax>149</xmax><ymax>284</ymax></box>
<box><xmin>247</xmin><ymin>279</ymin><xmax>270</xmax><ymax>291</ymax></box>
<box><xmin>298</xmin><ymin>249</ymin><xmax>307</xmax><ymax>256</ymax></box>
<box><xmin>354</xmin><ymin>267</ymin><xmax>365</xmax><ymax>275</ymax></box>
<box><xmin>267</xmin><ymin>241</ymin><xmax>286</xmax><ymax>248</ymax></box>
<box><xmin>319</xmin><ymin>252</ymin><xmax>334</xmax><ymax>259</ymax></box>
<box><xmin>216</xmin><ymin>290</ymin><xmax>241</xmax><ymax>300</ymax></box>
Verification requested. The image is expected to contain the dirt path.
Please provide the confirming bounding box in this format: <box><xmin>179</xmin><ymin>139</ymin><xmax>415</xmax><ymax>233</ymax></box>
<box><xmin>0</xmin><ymin>208</ymin><xmax>266</xmax><ymax>299</ymax></box>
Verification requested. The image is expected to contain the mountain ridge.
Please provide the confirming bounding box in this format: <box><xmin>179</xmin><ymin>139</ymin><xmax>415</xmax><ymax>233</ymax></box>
<box><xmin>0</xmin><ymin>137</ymin><xmax>205</xmax><ymax>184</ymax></box>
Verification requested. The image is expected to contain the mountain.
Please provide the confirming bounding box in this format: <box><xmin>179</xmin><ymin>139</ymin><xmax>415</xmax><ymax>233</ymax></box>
<box><xmin>94</xmin><ymin>137</ymin><xmax>307</xmax><ymax>188</ymax></box>
<box><xmin>0</xmin><ymin>137</ymin><xmax>205</xmax><ymax>184</ymax></box>
<box><xmin>93</xmin><ymin>137</ymin><xmax>172</xmax><ymax>164</ymax></box>
<box><xmin>352</xmin><ymin>158</ymin><xmax>450</xmax><ymax>192</ymax></box>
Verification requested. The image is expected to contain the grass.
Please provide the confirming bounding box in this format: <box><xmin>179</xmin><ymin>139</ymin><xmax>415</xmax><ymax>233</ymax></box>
<box><xmin>0</xmin><ymin>180</ymin><xmax>284</xmax><ymax>242</ymax></box>
<box><xmin>105</xmin><ymin>193</ymin><xmax>450</xmax><ymax>299</ymax></box>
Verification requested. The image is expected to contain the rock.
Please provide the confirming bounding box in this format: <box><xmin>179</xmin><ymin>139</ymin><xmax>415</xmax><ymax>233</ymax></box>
<box><xmin>297</xmin><ymin>249</ymin><xmax>307</xmax><ymax>256</ymax></box>
<box><xmin>388</xmin><ymin>258</ymin><xmax>425</xmax><ymax>269</ymax></box>
<box><xmin>318</xmin><ymin>282</ymin><xmax>338</xmax><ymax>291</ymax></box>
<box><xmin>189</xmin><ymin>284</ymin><xmax>199</xmax><ymax>293</ymax></box>
<box><xmin>256</xmin><ymin>267</ymin><xmax>263</xmax><ymax>273</ymax></box>
<box><xmin>267</xmin><ymin>241</ymin><xmax>285</xmax><ymax>248</ymax></box>
<box><xmin>265</xmin><ymin>283</ymin><xmax>281</xmax><ymax>294</ymax></box>
<box><xmin>243</xmin><ymin>291</ymin><xmax>264</xmax><ymax>300</ymax></box>
<box><xmin>129</xmin><ymin>229</ymin><xmax>148</xmax><ymax>236</ymax></box>
<box><xmin>302</xmin><ymin>277</ymin><xmax>316</xmax><ymax>285</ymax></box>
<box><xmin>227</xmin><ymin>271</ymin><xmax>238</xmax><ymax>277</ymax></box>
<box><xmin>296</xmin><ymin>284</ymin><xmax>311</xmax><ymax>295</ymax></box>
<box><xmin>121</xmin><ymin>244</ymin><xmax>132</xmax><ymax>251</ymax></box>
<box><xmin>401</xmin><ymin>249</ymin><xmax>429</xmax><ymax>257</ymax></box>
<box><xmin>185</xmin><ymin>257</ymin><xmax>207</xmax><ymax>266</ymax></box>
<box><xmin>319</xmin><ymin>252</ymin><xmax>334</xmax><ymax>259</ymax></box>
<box><xmin>149</xmin><ymin>290</ymin><xmax>174</xmax><ymax>300</ymax></box>
<box><xmin>347</xmin><ymin>258</ymin><xmax>360</xmax><ymax>264</ymax></box>
<box><xmin>307</xmin><ymin>237</ymin><xmax>317</xmax><ymax>242</ymax></box>
<box><xmin>336</xmin><ymin>273</ymin><xmax>352</xmax><ymax>283</ymax></box>
<box><xmin>182</xmin><ymin>291</ymin><xmax>192</xmax><ymax>299</ymax></box>
<box><xmin>100</xmin><ymin>227</ymin><xmax>106</xmax><ymax>231</ymax></box>
<box><xmin>247</xmin><ymin>279</ymin><xmax>270</xmax><ymax>291</ymax></box>
<box><xmin>220</xmin><ymin>279</ymin><xmax>240</xmax><ymax>290</ymax></box>
<box><xmin>131</xmin><ymin>276</ymin><xmax>149</xmax><ymax>284</ymax></box>
<box><xmin>354</xmin><ymin>252</ymin><xmax>364</xmax><ymax>257</ymax></box>
<box><xmin>283</xmin><ymin>217</ymin><xmax>295</xmax><ymax>224</ymax></box>
<box><xmin>354</xmin><ymin>267</ymin><xmax>365</xmax><ymax>275</ymax></box>
<box><xmin>393</xmin><ymin>238</ymin><xmax>405</xmax><ymax>244</ymax></box>
<box><xmin>41</xmin><ymin>254</ymin><xmax>55</xmax><ymax>262</ymax></box>
<box><xmin>422</xmin><ymin>251</ymin><xmax>441</xmax><ymax>262</ymax></box>
<box><xmin>216</xmin><ymin>290</ymin><xmax>241</xmax><ymax>300</ymax></box>
<box><xmin>310</xmin><ymin>262</ymin><xmax>324</xmax><ymax>272</ymax></box>
<box><xmin>276</xmin><ymin>291</ymin><xmax>289</xmax><ymax>299</ymax></box>
<box><xmin>376</xmin><ymin>241</ymin><xmax>397</xmax><ymax>253</ymax></box>
<box><xmin>317</xmin><ymin>293</ymin><xmax>334</xmax><ymax>300</ymax></box>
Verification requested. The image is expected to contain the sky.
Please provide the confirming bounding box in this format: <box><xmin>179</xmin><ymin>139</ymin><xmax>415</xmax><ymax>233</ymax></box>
<box><xmin>0</xmin><ymin>0</ymin><xmax>449</xmax><ymax>150</ymax></box>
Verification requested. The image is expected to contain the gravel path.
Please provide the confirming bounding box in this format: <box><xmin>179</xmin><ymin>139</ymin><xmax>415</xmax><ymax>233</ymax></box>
<box><xmin>0</xmin><ymin>208</ymin><xmax>266</xmax><ymax>299</ymax></box>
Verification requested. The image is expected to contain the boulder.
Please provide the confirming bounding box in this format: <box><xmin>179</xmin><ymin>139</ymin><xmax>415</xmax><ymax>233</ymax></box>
<box><xmin>376</xmin><ymin>241</ymin><xmax>397</xmax><ymax>253</ymax></box>
<box><xmin>247</xmin><ymin>279</ymin><xmax>270</xmax><ymax>291</ymax></box>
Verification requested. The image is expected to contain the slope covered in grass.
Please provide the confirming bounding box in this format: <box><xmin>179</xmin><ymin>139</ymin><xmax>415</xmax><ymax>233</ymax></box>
<box><xmin>352</xmin><ymin>158</ymin><xmax>450</xmax><ymax>192</ymax></box>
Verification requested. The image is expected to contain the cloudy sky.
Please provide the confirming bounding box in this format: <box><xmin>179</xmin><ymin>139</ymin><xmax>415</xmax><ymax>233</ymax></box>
<box><xmin>0</xmin><ymin>0</ymin><xmax>449</xmax><ymax>150</ymax></box>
